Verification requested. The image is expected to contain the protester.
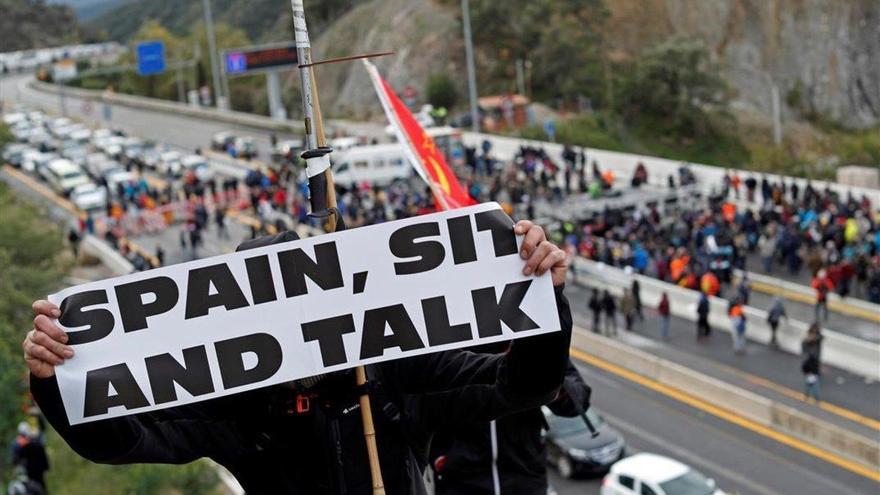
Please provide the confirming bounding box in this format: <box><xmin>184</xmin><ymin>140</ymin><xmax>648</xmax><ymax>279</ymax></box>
<box><xmin>588</xmin><ymin>289</ymin><xmax>602</xmax><ymax>334</ymax></box>
<box><xmin>696</xmin><ymin>292</ymin><xmax>711</xmax><ymax>340</ymax></box>
<box><xmin>10</xmin><ymin>422</ymin><xmax>49</xmax><ymax>494</ymax></box>
<box><xmin>811</xmin><ymin>269</ymin><xmax>834</xmax><ymax>322</ymax></box>
<box><xmin>657</xmin><ymin>292</ymin><xmax>671</xmax><ymax>339</ymax></box>
<box><xmin>631</xmin><ymin>279</ymin><xmax>643</xmax><ymax>320</ymax></box>
<box><xmin>431</xmin><ymin>360</ymin><xmax>591</xmax><ymax>495</ymax></box>
<box><xmin>620</xmin><ymin>289</ymin><xmax>637</xmax><ymax>331</ymax></box>
<box><xmin>601</xmin><ymin>290</ymin><xmax>617</xmax><ymax>336</ymax></box>
<box><xmin>766</xmin><ymin>296</ymin><xmax>787</xmax><ymax>347</ymax></box>
<box><xmin>728</xmin><ymin>298</ymin><xmax>747</xmax><ymax>353</ymax></box>
<box><xmin>801</xmin><ymin>323</ymin><xmax>824</xmax><ymax>402</ymax></box>
<box><xmin>23</xmin><ymin>221</ymin><xmax>573</xmax><ymax>495</ymax></box>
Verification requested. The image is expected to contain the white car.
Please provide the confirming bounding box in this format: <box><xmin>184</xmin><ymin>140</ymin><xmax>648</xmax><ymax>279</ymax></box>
<box><xmin>158</xmin><ymin>150</ymin><xmax>182</xmax><ymax>176</ymax></box>
<box><xmin>601</xmin><ymin>454</ymin><xmax>725</xmax><ymax>495</ymax></box>
<box><xmin>180</xmin><ymin>154</ymin><xmax>214</xmax><ymax>182</ymax></box>
<box><xmin>45</xmin><ymin>159</ymin><xmax>90</xmax><ymax>196</ymax></box>
<box><xmin>331</xmin><ymin>144</ymin><xmax>412</xmax><ymax>187</ymax></box>
<box><xmin>69</xmin><ymin>183</ymin><xmax>107</xmax><ymax>212</ymax></box>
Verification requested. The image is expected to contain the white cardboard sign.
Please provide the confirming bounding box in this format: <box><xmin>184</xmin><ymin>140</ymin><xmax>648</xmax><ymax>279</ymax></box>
<box><xmin>48</xmin><ymin>202</ymin><xmax>561</xmax><ymax>425</ymax></box>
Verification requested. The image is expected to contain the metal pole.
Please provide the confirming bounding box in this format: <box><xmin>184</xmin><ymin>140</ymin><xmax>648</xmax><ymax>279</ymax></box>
<box><xmin>515</xmin><ymin>58</ymin><xmax>526</xmax><ymax>96</ymax></box>
<box><xmin>770</xmin><ymin>79</ymin><xmax>782</xmax><ymax>146</ymax></box>
<box><xmin>461</xmin><ymin>0</ymin><xmax>479</xmax><ymax>132</ymax></box>
<box><xmin>266</xmin><ymin>70</ymin><xmax>286</xmax><ymax>121</ymax></box>
<box><xmin>201</xmin><ymin>0</ymin><xmax>226</xmax><ymax>110</ymax></box>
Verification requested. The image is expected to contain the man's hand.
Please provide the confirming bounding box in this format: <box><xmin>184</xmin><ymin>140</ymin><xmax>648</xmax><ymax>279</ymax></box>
<box><xmin>515</xmin><ymin>220</ymin><xmax>568</xmax><ymax>287</ymax></box>
<box><xmin>23</xmin><ymin>300</ymin><xmax>73</xmax><ymax>379</ymax></box>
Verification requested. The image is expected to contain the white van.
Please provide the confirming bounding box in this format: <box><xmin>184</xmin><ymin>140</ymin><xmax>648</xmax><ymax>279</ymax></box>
<box><xmin>46</xmin><ymin>159</ymin><xmax>90</xmax><ymax>196</ymax></box>
<box><xmin>331</xmin><ymin>144</ymin><xmax>411</xmax><ymax>187</ymax></box>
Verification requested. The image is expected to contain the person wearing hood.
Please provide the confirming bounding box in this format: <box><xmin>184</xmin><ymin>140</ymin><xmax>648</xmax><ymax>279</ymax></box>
<box><xmin>23</xmin><ymin>221</ymin><xmax>573</xmax><ymax>495</ymax></box>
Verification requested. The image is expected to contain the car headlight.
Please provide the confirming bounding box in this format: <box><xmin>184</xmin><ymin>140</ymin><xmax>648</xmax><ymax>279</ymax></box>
<box><xmin>567</xmin><ymin>448</ymin><xmax>590</xmax><ymax>460</ymax></box>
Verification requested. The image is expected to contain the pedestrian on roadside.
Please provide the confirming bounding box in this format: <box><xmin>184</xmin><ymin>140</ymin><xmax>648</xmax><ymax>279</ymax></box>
<box><xmin>736</xmin><ymin>273</ymin><xmax>751</xmax><ymax>305</ymax></box>
<box><xmin>810</xmin><ymin>269</ymin><xmax>834</xmax><ymax>322</ymax></box>
<box><xmin>696</xmin><ymin>292</ymin><xmax>711</xmax><ymax>340</ymax></box>
<box><xmin>801</xmin><ymin>323</ymin><xmax>823</xmax><ymax>402</ymax></box>
<box><xmin>601</xmin><ymin>290</ymin><xmax>617</xmax><ymax>336</ymax></box>
<box><xmin>631</xmin><ymin>279</ymin><xmax>643</xmax><ymax>321</ymax></box>
<box><xmin>66</xmin><ymin>227</ymin><xmax>81</xmax><ymax>259</ymax></box>
<box><xmin>215</xmin><ymin>207</ymin><xmax>228</xmax><ymax>239</ymax></box>
<box><xmin>588</xmin><ymin>289</ymin><xmax>602</xmax><ymax>334</ymax></box>
<box><xmin>10</xmin><ymin>422</ymin><xmax>49</xmax><ymax>493</ymax></box>
<box><xmin>766</xmin><ymin>296</ymin><xmax>787</xmax><ymax>347</ymax></box>
<box><xmin>155</xmin><ymin>246</ymin><xmax>165</xmax><ymax>267</ymax></box>
<box><xmin>657</xmin><ymin>292</ymin><xmax>671</xmax><ymax>339</ymax></box>
<box><xmin>621</xmin><ymin>289</ymin><xmax>637</xmax><ymax>331</ymax></box>
<box><xmin>728</xmin><ymin>298</ymin><xmax>747</xmax><ymax>354</ymax></box>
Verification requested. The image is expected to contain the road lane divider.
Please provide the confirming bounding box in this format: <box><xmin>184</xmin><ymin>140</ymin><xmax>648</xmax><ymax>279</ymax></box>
<box><xmin>569</xmin><ymin>329</ymin><xmax>880</xmax><ymax>481</ymax></box>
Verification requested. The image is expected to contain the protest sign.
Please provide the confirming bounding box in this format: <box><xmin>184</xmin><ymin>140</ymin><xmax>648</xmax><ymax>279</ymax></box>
<box><xmin>48</xmin><ymin>202</ymin><xmax>561</xmax><ymax>425</ymax></box>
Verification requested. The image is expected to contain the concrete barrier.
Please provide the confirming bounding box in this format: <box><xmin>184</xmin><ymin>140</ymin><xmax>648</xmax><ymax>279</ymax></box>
<box><xmin>571</xmin><ymin>328</ymin><xmax>880</xmax><ymax>472</ymax></box>
<box><xmin>80</xmin><ymin>235</ymin><xmax>134</xmax><ymax>275</ymax></box>
<box><xmin>734</xmin><ymin>269</ymin><xmax>880</xmax><ymax>323</ymax></box>
<box><xmin>572</xmin><ymin>258</ymin><xmax>880</xmax><ymax>380</ymax></box>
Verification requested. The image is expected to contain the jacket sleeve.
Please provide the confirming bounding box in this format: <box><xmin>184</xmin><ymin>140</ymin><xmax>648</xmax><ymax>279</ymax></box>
<box><xmin>387</xmin><ymin>285</ymin><xmax>573</xmax><ymax>431</ymax></box>
<box><xmin>546</xmin><ymin>360</ymin><xmax>591</xmax><ymax>417</ymax></box>
<box><xmin>30</xmin><ymin>374</ymin><xmax>220</xmax><ymax>465</ymax></box>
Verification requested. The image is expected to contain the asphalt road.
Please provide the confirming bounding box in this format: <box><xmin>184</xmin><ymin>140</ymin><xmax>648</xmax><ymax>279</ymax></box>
<box><xmin>4</xmin><ymin>75</ymin><xmax>878</xmax><ymax>495</ymax></box>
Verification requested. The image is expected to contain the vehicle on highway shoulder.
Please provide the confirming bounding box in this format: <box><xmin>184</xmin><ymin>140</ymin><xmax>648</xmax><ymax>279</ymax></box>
<box><xmin>69</xmin><ymin>182</ymin><xmax>107</xmax><ymax>212</ymax></box>
<box><xmin>331</xmin><ymin>143</ymin><xmax>411</xmax><ymax>187</ymax></box>
<box><xmin>180</xmin><ymin>154</ymin><xmax>215</xmax><ymax>182</ymax></box>
<box><xmin>542</xmin><ymin>406</ymin><xmax>625</xmax><ymax>478</ymax></box>
<box><xmin>211</xmin><ymin>131</ymin><xmax>236</xmax><ymax>151</ymax></box>
<box><xmin>28</xmin><ymin>152</ymin><xmax>58</xmax><ymax>178</ymax></box>
<box><xmin>45</xmin><ymin>159</ymin><xmax>90</xmax><ymax>196</ymax></box>
<box><xmin>157</xmin><ymin>150</ymin><xmax>183</xmax><ymax>176</ymax></box>
<box><xmin>601</xmin><ymin>453</ymin><xmax>724</xmax><ymax>495</ymax></box>
<box><xmin>232</xmin><ymin>137</ymin><xmax>258</xmax><ymax>160</ymax></box>
<box><xmin>2</xmin><ymin>143</ymin><xmax>30</xmax><ymax>168</ymax></box>
<box><xmin>272</xmin><ymin>138</ymin><xmax>304</xmax><ymax>163</ymax></box>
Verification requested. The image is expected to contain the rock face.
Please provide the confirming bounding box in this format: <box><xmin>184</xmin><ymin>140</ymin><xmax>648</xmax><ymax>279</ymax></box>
<box><xmin>298</xmin><ymin>0</ymin><xmax>461</xmax><ymax>120</ymax></box>
<box><xmin>605</xmin><ymin>0</ymin><xmax>880</xmax><ymax>129</ymax></box>
<box><xmin>300</xmin><ymin>0</ymin><xmax>878</xmax><ymax>129</ymax></box>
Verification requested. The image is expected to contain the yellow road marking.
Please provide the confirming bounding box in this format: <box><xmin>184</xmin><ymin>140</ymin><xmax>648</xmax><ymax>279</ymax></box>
<box><xmin>750</xmin><ymin>279</ymin><xmax>880</xmax><ymax>323</ymax></box>
<box><xmin>569</xmin><ymin>347</ymin><xmax>880</xmax><ymax>481</ymax></box>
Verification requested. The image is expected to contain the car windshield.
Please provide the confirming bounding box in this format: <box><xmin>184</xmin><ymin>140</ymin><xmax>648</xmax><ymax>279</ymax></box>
<box><xmin>659</xmin><ymin>470</ymin><xmax>714</xmax><ymax>495</ymax></box>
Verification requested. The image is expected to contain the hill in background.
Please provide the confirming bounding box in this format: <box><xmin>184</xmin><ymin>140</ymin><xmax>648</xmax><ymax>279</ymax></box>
<box><xmin>0</xmin><ymin>0</ymin><xmax>84</xmax><ymax>52</ymax></box>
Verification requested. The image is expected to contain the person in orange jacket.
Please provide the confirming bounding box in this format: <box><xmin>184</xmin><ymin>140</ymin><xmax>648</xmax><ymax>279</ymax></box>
<box><xmin>811</xmin><ymin>269</ymin><xmax>834</xmax><ymax>322</ymax></box>
<box><xmin>700</xmin><ymin>271</ymin><xmax>721</xmax><ymax>297</ymax></box>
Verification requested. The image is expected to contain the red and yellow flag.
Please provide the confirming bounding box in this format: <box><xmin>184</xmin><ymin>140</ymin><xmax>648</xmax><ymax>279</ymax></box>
<box><xmin>363</xmin><ymin>60</ymin><xmax>474</xmax><ymax>210</ymax></box>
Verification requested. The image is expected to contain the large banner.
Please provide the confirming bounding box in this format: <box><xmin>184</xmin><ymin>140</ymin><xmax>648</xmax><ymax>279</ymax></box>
<box><xmin>49</xmin><ymin>203</ymin><xmax>560</xmax><ymax>425</ymax></box>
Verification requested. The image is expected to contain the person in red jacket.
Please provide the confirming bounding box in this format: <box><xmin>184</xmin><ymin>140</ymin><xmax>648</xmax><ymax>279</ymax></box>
<box><xmin>811</xmin><ymin>269</ymin><xmax>834</xmax><ymax>322</ymax></box>
<box><xmin>657</xmin><ymin>292</ymin><xmax>671</xmax><ymax>339</ymax></box>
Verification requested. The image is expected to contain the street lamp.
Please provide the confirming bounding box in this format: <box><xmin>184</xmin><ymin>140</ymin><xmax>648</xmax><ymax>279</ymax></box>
<box><xmin>201</xmin><ymin>0</ymin><xmax>227</xmax><ymax>110</ymax></box>
<box><xmin>461</xmin><ymin>0</ymin><xmax>479</xmax><ymax>132</ymax></box>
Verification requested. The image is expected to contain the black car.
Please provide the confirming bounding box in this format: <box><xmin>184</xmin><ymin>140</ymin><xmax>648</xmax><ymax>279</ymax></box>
<box><xmin>542</xmin><ymin>406</ymin><xmax>625</xmax><ymax>478</ymax></box>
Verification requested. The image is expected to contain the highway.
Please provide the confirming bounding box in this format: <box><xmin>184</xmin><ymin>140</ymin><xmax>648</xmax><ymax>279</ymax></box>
<box><xmin>3</xmin><ymin>74</ymin><xmax>879</xmax><ymax>495</ymax></box>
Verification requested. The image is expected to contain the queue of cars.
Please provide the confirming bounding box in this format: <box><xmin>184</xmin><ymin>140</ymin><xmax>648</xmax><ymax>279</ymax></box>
<box><xmin>2</xmin><ymin>109</ymin><xmax>216</xmax><ymax>213</ymax></box>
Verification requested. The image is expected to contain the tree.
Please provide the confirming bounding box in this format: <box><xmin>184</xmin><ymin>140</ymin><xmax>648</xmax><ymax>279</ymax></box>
<box><xmin>426</xmin><ymin>73</ymin><xmax>457</xmax><ymax>110</ymax></box>
<box><xmin>618</xmin><ymin>36</ymin><xmax>729</xmax><ymax>139</ymax></box>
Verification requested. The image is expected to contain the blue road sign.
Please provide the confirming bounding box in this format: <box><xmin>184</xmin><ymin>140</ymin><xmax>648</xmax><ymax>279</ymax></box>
<box><xmin>136</xmin><ymin>41</ymin><xmax>166</xmax><ymax>76</ymax></box>
<box><xmin>225</xmin><ymin>52</ymin><xmax>247</xmax><ymax>74</ymax></box>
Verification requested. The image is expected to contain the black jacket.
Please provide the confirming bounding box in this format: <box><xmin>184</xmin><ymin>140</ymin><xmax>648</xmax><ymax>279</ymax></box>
<box><xmin>31</xmin><ymin>231</ymin><xmax>574</xmax><ymax>495</ymax></box>
<box><xmin>432</xmin><ymin>361</ymin><xmax>591</xmax><ymax>495</ymax></box>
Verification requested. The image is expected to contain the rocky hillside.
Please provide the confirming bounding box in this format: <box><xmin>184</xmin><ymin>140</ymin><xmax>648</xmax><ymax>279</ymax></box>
<box><xmin>605</xmin><ymin>0</ymin><xmax>880</xmax><ymax>129</ymax></box>
<box><xmin>301</xmin><ymin>0</ymin><xmax>461</xmax><ymax>119</ymax></box>
<box><xmin>0</xmin><ymin>0</ymin><xmax>84</xmax><ymax>52</ymax></box>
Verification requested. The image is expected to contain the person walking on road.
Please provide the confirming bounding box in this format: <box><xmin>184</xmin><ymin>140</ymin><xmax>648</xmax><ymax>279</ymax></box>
<box><xmin>631</xmin><ymin>279</ymin><xmax>643</xmax><ymax>321</ymax></box>
<box><xmin>696</xmin><ymin>292</ymin><xmax>711</xmax><ymax>341</ymax></box>
<box><xmin>766</xmin><ymin>296</ymin><xmax>787</xmax><ymax>347</ymax></box>
<box><xmin>601</xmin><ymin>290</ymin><xmax>617</xmax><ymax>336</ymax></box>
<box><xmin>736</xmin><ymin>273</ymin><xmax>751</xmax><ymax>305</ymax></box>
<box><xmin>657</xmin><ymin>292</ymin><xmax>671</xmax><ymax>339</ymax></box>
<box><xmin>728</xmin><ymin>298</ymin><xmax>747</xmax><ymax>354</ymax></box>
<box><xmin>811</xmin><ymin>269</ymin><xmax>834</xmax><ymax>322</ymax></box>
<box><xmin>588</xmin><ymin>289</ymin><xmax>602</xmax><ymax>334</ymax></box>
<box><xmin>620</xmin><ymin>289</ymin><xmax>637</xmax><ymax>331</ymax></box>
<box><xmin>801</xmin><ymin>323</ymin><xmax>824</xmax><ymax>402</ymax></box>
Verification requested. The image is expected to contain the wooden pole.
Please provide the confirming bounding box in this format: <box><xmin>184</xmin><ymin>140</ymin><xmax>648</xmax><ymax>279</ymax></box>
<box><xmin>289</xmin><ymin>1</ymin><xmax>384</xmax><ymax>492</ymax></box>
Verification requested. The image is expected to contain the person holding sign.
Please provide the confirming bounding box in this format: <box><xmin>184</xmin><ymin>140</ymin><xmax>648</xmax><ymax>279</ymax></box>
<box><xmin>23</xmin><ymin>212</ymin><xmax>572</xmax><ymax>495</ymax></box>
